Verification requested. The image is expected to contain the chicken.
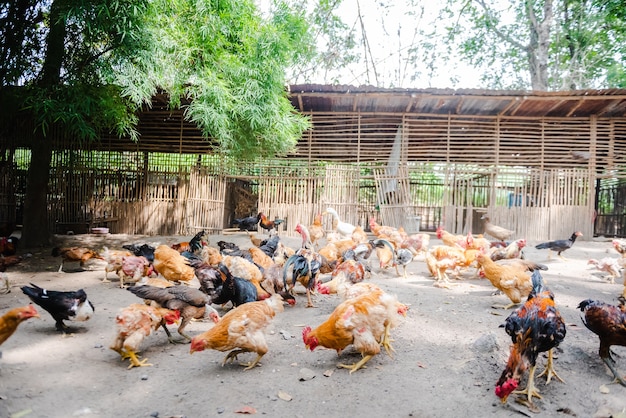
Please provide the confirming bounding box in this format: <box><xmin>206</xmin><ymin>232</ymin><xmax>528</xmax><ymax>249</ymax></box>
<box><xmin>436</xmin><ymin>226</ymin><xmax>467</xmax><ymax>249</ymax></box>
<box><xmin>171</xmin><ymin>230</ymin><xmax>209</xmax><ymax>254</ymax></box>
<box><xmin>351</xmin><ymin>226</ymin><xmax>369</xmax><ymax>244</ymax></box>
<box><xmin>51</xmin><ymin>246</ymin><xmax>102</xmax><ymax>272</ymax></box>
<box><xmin>489</xmin><ymin>239</ymin><xmax>526</xmax><ymax>262</ymax></box>
<box><xmin>372</xmin><ymin>238</ymin><xmax>395</xmax><ymax>271</ymax></box>
<box><xmin>0</xmin><ymin>236</ymin><xmax>19</xmax><ymax>256</ymax></box>
<box><xmin>212</xmin><ymin>263</ymin><xmax>258</xmax><ymax>307</ymax></box>
<box><xmin>481</xmin><ymin>215</ymin><xmax>515</xmax><ymax>241</ymax></box>
<box><xmin>578</xmin><ymin>297</ymin><xmax>626</xmax><ymax>386</ymax></box>
<box><xmin>476</xmin><ymin>253</ymin><xmax>533</xmax><ymax>309</ymax></box>
<box><xmin>153</xmin><ymin>244</ymin><xmax>195</xmax><ymax>283</ymax></box>
<box><xmin>308</xmin><ymin>212</ymin><xmax>325</xmax><ymax>250</ymax></box>
<box><xmin>535</xmin><ymin>231</ymin><xmax>583</xmax><ymax>260</ymax></box>
<box><xmin>612</xmin><ymin>239</ymin><xmax>626</xmax><ymax>258</ymax></box>
<box><xmin>302</xmin><ymin>286</ymin><xmax>408</xmax><ymax>373</ymax></box>
<box><xmin>317</xmin><ymin>256</ymin><xmax>366</xmax><ymax>295</ymax></box>
<box><xmin>247</xmin><ymin>232</ymin><xmax>265</xmax><ymax>248</ymax></box>
<box><xmin>21</xmin><ymin>283</ymin><xmax>95</xmax><ymax>332</ymax></box>
<box><xmin>232</xmin><ymin>214</ymin><xmax>260</xmax><ymax>231</ymax></box>
<box><xmin>101</xmin><ymin>247</ymin><xmax>133</xmax><ymax>283</ymax></box>
<box><xmin>190</xmin><ymin>294</ymin><xmax>284</xmax><ymax>370</ymax></box>
<box><xmin>371</xmin><ymin>238</ymin><xmax>412</xmax><ymax>277</ymax></box>
<box><xmin>128</xmin><ymin>284</ymin><xmax>217</xmax><ymax>342</ymax></box>
<box><xmin>122</xmin><ymin>243</ymin><xmax>156</xmax><ymax>263</ymax></box>
<box><xmin>400</xmin><ymin>233</ymin><xmax>430</xmax><ymax>257</ymax></box>
<box><xmin>283</xmin><ymin>224</ymin><xmax>323</xmax><ymax>307</ymax></box>
<box><xmin>588</xmin><ymin>257</ymin><xmax>622</xmax><ymax>284</ymax></box>
<box><xmin>258</xmin><ymin>212</ymin><xmax>284</xmax><ymax>233</ymax></box>
<box><xmin>324</xmin><ymin>207</ymin><xmax>356</xmax><ymax>238</ymax></box>
<box><xmin>0</xmin><ymin>254</ymin><xmax>25</xmax><ymax>273</ymax></box>
<box><xmin>495</xmin><ymin>270</ymin><xmax>566</xmax><ymax>404</ymax></box>
<box><xmin>118</xmin><ymin>255</ymin><xmax>154</xmax><ymax>288</ymax></box>
<box><xmin>110</xmin><ymin>303</ymin><xmax>181</xmax><ymax>369</ymax></box>
<box><xmin>222</xmin><ymin>255</ymin><xmax>270</xmax><ymax>300</ymax></box>
<box><xmin>425</xmin><ymin>245</ymin><xmax>466</xmax><ymax>287</ymax></box>
<box><xmin>248</xmin><ymin>246</ymin><xmax>274</xmax><ymax>270</ymax></box>
<box><xmin>369</xmin><ymin>217</ymin><xmax>399</xmax><ymax>240</ymax></box>
<box><xmin>0</xmin><ymin>305</ymin><xmax>39</xmax><ymax>346</ymax></box>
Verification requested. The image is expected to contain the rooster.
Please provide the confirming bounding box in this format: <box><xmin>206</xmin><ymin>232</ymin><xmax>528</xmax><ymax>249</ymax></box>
<box><xmin>171</xmin><ymin>230</ymin><xmax>209</xmax><ymax>254</ymax></box>
<box><xmin>0</xmin><ymin>236</ymin><xmax>19</xmax><ymax>256</ymax></box>
<box><xmin>495</xmin><ymin>270</ymin><xmax>566</xmax><ymax>404</ymax></box>
<box><xmin>302</xmin><ymin>286</ymin><xmax>408</xmax><ymax>373</ymax></box>
<box><xmin>232</xmin><ymin>213</ymin><xmax>260</xmax><ymax>231</ymax></box>
<box><xmin>283</xmin><ymin>224</ymin><xmax>322</xmax><ymax>307</ymax></box>
<box><xmin>578</xmin><ymin>297</ymin><xmax>626</xmax><ymax>386</ymax></box>
<box><xmin>535</xmin><ymin>231</ymin><xmax>582</xmax><ymax>260</ymax></box>
<box><xmin>258</xmin><ymin>212</ymin><xmax>284</xmax><ymax>233</ymax></box>
<box><xmin>212</xmin><ymin>263</ymin><xmax>259</xmax><ymax>307</ymax></box>
<box><xmin>0</xmin><ymin>305</ymin><xmax>39</xmax><ymax>347</ymax></box>
<box><xmin>51</xmin><ymin>246</ymin><xmax>102</xmax><ymax>272</ymax></box>
<box><xmin>190</xmin><ymin>294</ymin><xmax>284</xmax><ymax>370</ymax></box>
<box><xmin>21</xmin><ymin>283</ymin><xmax>95</xmax><ymax>332</ymax></box>
<box><xmin>110</xmin><ymin>303</ymin><xmax>181</xmax><ymax>369</ymax></box>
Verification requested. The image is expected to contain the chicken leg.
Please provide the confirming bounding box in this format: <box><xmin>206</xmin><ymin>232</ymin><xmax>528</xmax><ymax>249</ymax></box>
<box><xmin>124</xmin><ymin>350</ymin><xmax>152</xmax><ymax>369</ymax></box>
<box><xmin>513</xmin><ymin>364</ymin><xmax>541</xmax><ymax>402</ymax></box>
<box><xmin>338</xmin><ymin>354</ymin><xmax>374</xmax><ymax>374</ymax></box>
<box><xmin>536</xmin><ymin>349</ymin><xmax>564</xmax><ymax>384</ymax></box>
<box><xmin>380</xmin><ymin>323</ymin><xmax>395</xmax><ymax>357</ymax></box>
<box><xmin>603</xmin><ymin>354</ymin><xmax>626</xmax><ymax>386</ymax></box>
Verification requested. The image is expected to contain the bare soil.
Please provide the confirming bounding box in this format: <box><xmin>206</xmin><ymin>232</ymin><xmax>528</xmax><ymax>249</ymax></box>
<box><xmin>1</xmin><ymin>232</ymin><xmax>626</xmax><ymax>418</ymax></box>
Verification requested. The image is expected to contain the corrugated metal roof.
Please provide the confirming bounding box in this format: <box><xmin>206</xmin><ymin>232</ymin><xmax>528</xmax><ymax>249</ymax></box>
<box><xmin>288</xmin><ymin>84</ymin><xmax>626</xmax><ymax>118</ymax></box>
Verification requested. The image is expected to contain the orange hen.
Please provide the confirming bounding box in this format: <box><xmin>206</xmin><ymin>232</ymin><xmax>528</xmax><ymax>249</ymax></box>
<box><xmin>0</xmin><ymin>305</ymin><xmax>39</xmax><ymax>346</ymax></box>
<box><xmin>190</xmin><ymin>294</ymin><xmax>284</xmax><ymax>370</ymax></box>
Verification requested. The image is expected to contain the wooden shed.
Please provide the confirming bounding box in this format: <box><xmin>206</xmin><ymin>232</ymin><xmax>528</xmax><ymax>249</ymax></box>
<box><xmin>2</xmin><ymin>85</ymin><xmax>625</xmax><ymax>240</ymax></box>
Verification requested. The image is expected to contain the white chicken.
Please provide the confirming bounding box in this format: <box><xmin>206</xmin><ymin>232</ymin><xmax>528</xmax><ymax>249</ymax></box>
<box><xmin>324</xmin><ymin>207</ymin><xmax>356</xmax><ymax>238</ymax></box>
<box><xmin>588</xmin><ymin>257</ymin><xmax>623</xmax><ymax>284</ymax></box>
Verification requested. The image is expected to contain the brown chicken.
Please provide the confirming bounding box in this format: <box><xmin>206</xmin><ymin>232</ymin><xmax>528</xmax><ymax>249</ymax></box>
<box><xmin>190</xmin><ymin>294</ymin><xmax>284</xmax><ymax>370</ymax></box>
<box><xmin>302</xmin><ymin>287</ymin><xmax>408</xmax><ymax>373</ymax></box>
<box><xmin>489</xmin><ymin>239</ymin><xmax>526</xmax><ymax>262</ymax></box>
<box><xmin>258</xmin><ymin>212</ymin><xmax>285</xmax><ymax>233</ymax></box>
<box><xmin>153</xmin><ymin>244</ymin><xmax>195</xmax><ymax>283</ymax></box>
<box><xmin>0</xmin><ymin>305</ymin><xmax>39</xmax><ymax>346</ymax></box>
<box><xmin>476</xmin><ymin>253</ymin><xmax>533</xmax><ymax>309</ymax></box>
<box><xmin>51</xmin><ymin>246</ymin><xmax>102</xmax><ymax>273</ymax></box>
<box><xmin>128</xmin><ymin>284</ymin><xmax>218</xmax><ymax>342</ymax></box>
<box><xmin>612</xmin><ymin>239</ymin><xmax>626</xmax><ymax>258</ymax></box>
<box><xmin>110</xmin><ymin>303</ymin><xmax>181</xmax><ymax>369</ymax></box>
<box><xmin>0</xmin><ymin>254</ymin><xmax>24</xmax><ymax>273</ymax></box>
<box><xmin>495</xmin><ymin>271</ymin><xmax>566</xmax><ymax>404</ymax></box>
<box><xmin>579</xmin><ymin>297</ymin><xmax>626</xmax><ymax>386</ymax></box>
<box><xmin>425</xmin><ymin>245</ymin><xmax>466</xmax><ymax>287</ymax></box>
<box><xmin>317</xmin><ymin>258</ymin><xmax>366</xmax><ymax>295</ymax></box>
<box><xmin>170</xmin><ymin>230</ymin><xmax>209</xmax><ymax>254</ymax></box>
<box><xmin>308</xmin><ymin>212</ymin><xmax>325</xmax><ymax>250</ymax></box>
<box><xmin>0</xmin><ymin>236</ymin><xmax>19</xmax><ymax>256</ymax></box>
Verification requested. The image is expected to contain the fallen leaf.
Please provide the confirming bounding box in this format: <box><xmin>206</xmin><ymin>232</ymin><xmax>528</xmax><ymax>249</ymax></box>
<box><xmin>278</xmin><ymin>391</ymin><xmax>292</xmax><ymax>401</ymax></box>
<box><xmin>323</xmin><ymin>369</ymin><xmax>334</xmax><ymax>377</ymax></box>
<box><xmin>235</xmin><ymin>406</ymin><xmax>257</xmax><ymax>414</ymax></box>
<box><xmin>417</xmin><ymin>362</ymin><xmax>427</xmax><ymax>368</ymax></box>
<box><xmin>599</xmin><ymin>384</ymin><xmax>610</xmax><ymax>394</ymax></box>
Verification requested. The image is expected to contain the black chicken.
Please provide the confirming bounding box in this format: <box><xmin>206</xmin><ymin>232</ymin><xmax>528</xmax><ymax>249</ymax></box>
<box><xmin>212</xmin><ymin>264</ymin><xmax>258</xmax><ymax>307</ymax></box>
<box><xmin>534</xmin><ymin>231</ymin><xmax>582</xmax><ymax>260</ymax></box>
<box><xmin>21</xmin><ymin>283</ymin><xmax>95</xmax><ymax>332</ymax></box>
<box><xmin>283</xmin><ymin>250</ymin><xmax>321</xmax><ymax>308</ymax></box>
<box><xmin>232</xmin><ymin>214</ymin><xmax>260</xmax><ymax>231</ymax></box>
<box><xmin>495</xmin><ymin>270</ymin><xmax>566</xmax><ymax>404</ymax></box>
<box><xmin>578</xmin><ymin>297</ymin><xmax>626</xmax><ymax>386</ymax></box>
<box><xmin>122</xmin><ymin>243</ymin><xmax>156</xmax><ymax>263</ymax></box>
<box><xmin>128</xmin><ymin>284</ymin><xmax>217</xmax><ymax>343</ymax></box>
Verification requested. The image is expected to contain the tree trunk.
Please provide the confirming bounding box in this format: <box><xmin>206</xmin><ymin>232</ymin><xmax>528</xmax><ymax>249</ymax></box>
<box><xmin>21</xmin><ymin>138</ymin><xmax>53</xmax><ymax>248</ymax></box>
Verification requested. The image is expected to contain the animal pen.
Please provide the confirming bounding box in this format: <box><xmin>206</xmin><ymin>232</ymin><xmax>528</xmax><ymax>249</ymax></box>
<box><xmin>1</xmin><ymin>85</ymin><xmax>626</xmax><ymax>240</ymax></box>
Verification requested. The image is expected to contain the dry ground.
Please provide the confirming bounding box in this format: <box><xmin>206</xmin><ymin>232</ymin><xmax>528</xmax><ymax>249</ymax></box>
<box><xmin>1</xmin><ymin>231</ymin><xmax>626</xmax><ymax>418</ymax></box>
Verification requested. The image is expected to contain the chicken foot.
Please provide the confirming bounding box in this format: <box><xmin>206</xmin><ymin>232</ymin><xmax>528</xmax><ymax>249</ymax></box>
<box><xmin>124</xmin><ymin>350</ymin><xmax>153</xmax><ymax>369</ymax></box>
<box><xmin>513</xmin><ymin>364</ymin><xmax>541</xmax><ymax>402</ymax></box>
<box><xmin>222</xmin><ymin>349</ymin><xmax>249</xmax><ymax>365</ymax></box>
<box><xmin>603</xmin><ymin>355</ymin><xmax>626</xmax><ymax>387</ymax></box>
<box><xmin>305</xmin><ymin>289</ymin><xmax>316</xmax><ymax>308</ymax></box>
<box><xmin>338</xmin><ymin>354</ymin><xmax>374</xmax><ymax>374</ymax></box>
<box><xmin>536</xmin><ymin>349</ymin><xmax>564</xmax><ymax>384</ymax></box>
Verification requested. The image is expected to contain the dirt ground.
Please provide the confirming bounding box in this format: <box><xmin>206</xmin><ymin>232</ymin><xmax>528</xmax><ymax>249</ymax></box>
<box><xmin>1</xmin><ymin>230</ymin><xmax>626</xmax><ymax>418</ymax></box>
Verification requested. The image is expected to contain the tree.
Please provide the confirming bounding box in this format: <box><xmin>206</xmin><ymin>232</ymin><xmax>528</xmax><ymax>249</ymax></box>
<box><xmin>0</xmin><ymin>0</ymin><xmax>312</xmax><ymax>247</ymax></box>
<box><xmin>439</xmin><ymin>0</ymin><xmax>626</xmax><ymax>90</ymax></box>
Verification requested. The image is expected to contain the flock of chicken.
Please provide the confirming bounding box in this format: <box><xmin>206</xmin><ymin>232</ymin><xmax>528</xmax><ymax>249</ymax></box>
<box><xmin>2</xmin><ymin>210</ymin><xmax>626</xmax><ymax>411</ymax></box>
